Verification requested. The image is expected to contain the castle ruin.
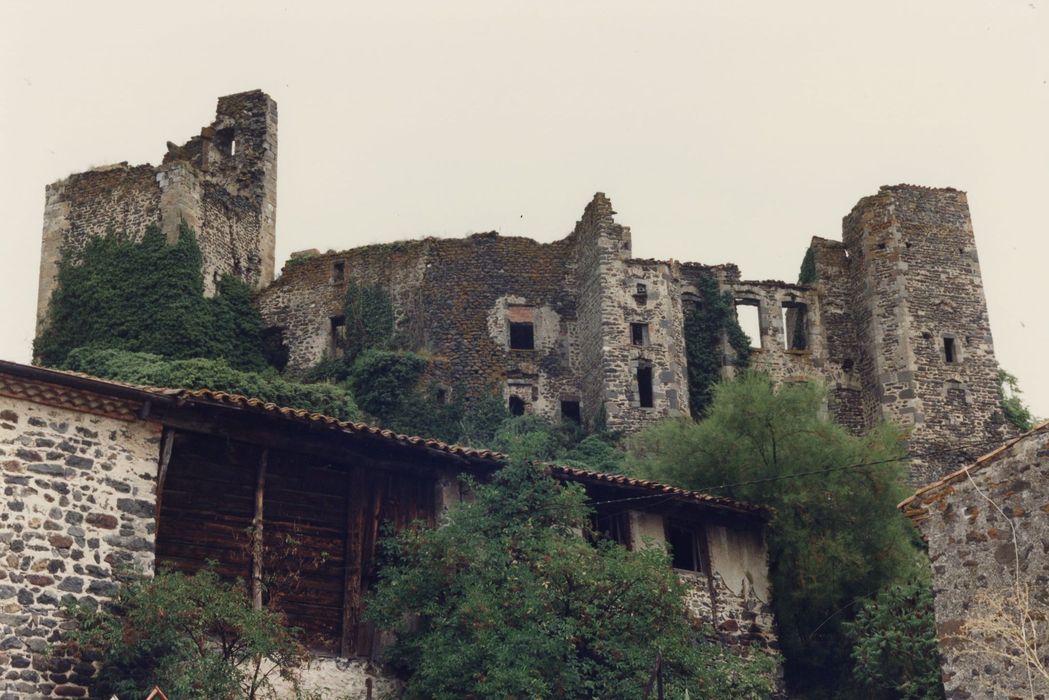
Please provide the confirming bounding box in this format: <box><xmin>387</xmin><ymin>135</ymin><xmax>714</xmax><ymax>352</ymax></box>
<box><xmin>36</xmin><ymin>90</ymin><xmax>1014</xmax><ymax>484</ymax></box>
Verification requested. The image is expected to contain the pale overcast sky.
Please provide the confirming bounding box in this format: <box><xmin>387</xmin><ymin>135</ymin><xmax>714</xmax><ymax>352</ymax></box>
<box><xmin>1</xmin><ymin>0</ymin><xmax>1046</xmax><ymax>417</ymax></box>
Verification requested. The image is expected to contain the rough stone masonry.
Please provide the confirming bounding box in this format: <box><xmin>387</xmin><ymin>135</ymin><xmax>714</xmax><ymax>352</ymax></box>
<box><xmin>34</xmin><ymin>91</ymin><xmax>1014</xmax><ymax>484</ymax></box>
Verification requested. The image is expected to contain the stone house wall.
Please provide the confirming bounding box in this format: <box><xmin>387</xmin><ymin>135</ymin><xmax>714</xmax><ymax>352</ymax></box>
<box><xmin>0</xmin><ymin>384</ymin><xmax>161</xmax><ymax>699</ymax></box>
<box><xmin>902</xmin><ymin>423</ymin><xmax>1049</xmax><ymax>698</ymax></box>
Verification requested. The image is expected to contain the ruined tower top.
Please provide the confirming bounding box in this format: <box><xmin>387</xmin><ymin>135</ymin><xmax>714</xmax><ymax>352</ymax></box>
<box><xmin>36</xmin><ymin>90</ymin><xmax>278</xmax><ymax>332</ymax></box>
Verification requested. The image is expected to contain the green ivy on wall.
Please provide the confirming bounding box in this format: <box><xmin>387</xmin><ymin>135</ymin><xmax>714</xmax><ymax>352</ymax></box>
<box><xmin>682</xmin><ymin>274</ymin><xmax>751</xmax><ymax>417</ymax></box>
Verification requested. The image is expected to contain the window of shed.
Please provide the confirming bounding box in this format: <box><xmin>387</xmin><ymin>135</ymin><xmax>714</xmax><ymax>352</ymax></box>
<box><xmin>665</xmin><ymin>523</ymin><xmax>704</xmax><ymax>573</ymax></box>
<box><xmin>630</xmin><ymin>322</ymin><xmax>650</xmax><ymax>347</ymax></box>
<box><xmin>636</xmin><ymin>366</ymin><xmax>654</xmax><ymax>408</ymax></box>
<box><xmin>509</xmin><ymin>322</ymin><xmax>535</xmax><ymax>350</ymax></box>
<box><xmin>591</xmin><ymin>511</ymin><xmax>632</xmax><ymax>548</ymax></box>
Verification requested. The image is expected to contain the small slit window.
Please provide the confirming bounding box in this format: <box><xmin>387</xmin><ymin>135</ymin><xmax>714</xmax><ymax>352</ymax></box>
<box><xmin>944</xmin><ymin>337</ymin><xmax>957</xmax><ymax>363</ymax></box>
<box><xmin>509</xmin><ymin>322</ymin><xmax>535</xmax><ymax>350</ymax></box>
<box><xmin>665</xmin><ymin>522</ymin><xmax>704</xmax><ymax>573</ymax></box>
<box><xmin>630</xmin><ymin>323</ymin><xmax>649</xmax><ymax>347</ymax></box>
<box><xmin>330</xmin><ymin>316</ymin><xmax>346</xmax><ymax>357</ymax></box>
<box><xmin>636</xmin><ymin>366</ymin><xmax>654</xmax><ymax>408</ymax></box>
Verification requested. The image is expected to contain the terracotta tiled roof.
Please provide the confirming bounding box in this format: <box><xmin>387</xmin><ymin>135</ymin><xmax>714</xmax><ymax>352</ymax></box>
<box><xmin>898</xmin><ymin>420</ymin><xmax>1049</xmax><ymax>519</ymax></box>
<box><xmin>0</xmin><ymin>360</ymin><xmax>767</xmax><ymax>517</ymax></box>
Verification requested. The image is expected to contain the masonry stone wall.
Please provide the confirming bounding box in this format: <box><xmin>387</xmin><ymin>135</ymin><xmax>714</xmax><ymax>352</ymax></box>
<box><xmin>36</xmin><ymin>90</ymin><xmax>277</xmax><ymax>334</ymax></box>
<box><xmin>0</xmin><ymin>391</ymin><xmax>161</xmax><ymax>699</ymax></box>
<box><xmin>906</xmin><ymin>426</ymin><xmax>1049</xmax><ymax>698</ymax></box>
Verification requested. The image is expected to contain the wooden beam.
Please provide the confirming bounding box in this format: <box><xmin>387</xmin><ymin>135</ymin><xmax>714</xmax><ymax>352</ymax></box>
<box><xmin>154</xmin><ymin>427</ymin><xmax>175</xmax><ymax>531</ymax></box>
<box><xmin>252</xmin><ymin>448</ymin><xmax>268</xmax><ymax>611</ymax></box>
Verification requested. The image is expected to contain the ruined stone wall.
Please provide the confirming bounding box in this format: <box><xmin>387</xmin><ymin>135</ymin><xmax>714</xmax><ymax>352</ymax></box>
<box><xmin>908</xmin><ymin>426</ymin><xmax>1049</xmax><ymax>697</ymax></box>
<box><xmin>0</xmin><ymin>388</ymin><xmax>160</xmax><ymax>699</ymax></box>
<box><xmin>36</xmin><ymin>90</ymin><xmax>277</xmax><ymax>334</ymax></box>
<box><xmin>843</xmin><ymin>186</ymin><xmax>1013</xmax><ymax>483</ymax></box>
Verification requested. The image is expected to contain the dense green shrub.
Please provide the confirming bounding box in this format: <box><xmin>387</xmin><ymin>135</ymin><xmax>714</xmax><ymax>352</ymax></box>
<box><xmin>365</xmin><ymin>457</ymin><xmax>778</xmax><ymax>699</ymax></box>
<box><xmin>798</xmin><ymin>247</ymin><xmax>817</xmax><ymax>285</ymax></box>
<box><xmin>34</xmin><ymin>224</ymin><xmax>270</xmax><ymax>371</ymax></box>
<box><xmin>341</xmin><ymin>280</ymin><xmax>396</xmax><ymax>357</ymax></box>
<box><xmin>683</xmin><ymin>274</ymin><xmax>751</xmax><ymax>417</ymax></box>
<box><xmin>63</xmin><ymin>568</ymin><xmax>308</xmax><ymax>700</ymax></box>
<box><xmin>348</xmin><ymin>349</ymin><xmax>429</xmax><ymax>418</ymax></box>
<box><xmin>62</xmin><ymin>348</ymin><xmax>362</xmax><ymax>421</ymax></box>
<box><xmin>845</xmin><ymin>578</ymin><xmax>944</xmax><ymax>700</ymax></box>
<box><xmin>628</xmin><ymin>372</ymin><xmax>926</xmax><ymax>696</ymax></box>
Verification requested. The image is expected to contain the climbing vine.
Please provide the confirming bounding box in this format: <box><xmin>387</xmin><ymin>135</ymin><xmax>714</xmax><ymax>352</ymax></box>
<box><xmin>798</xmin><ymin>247</ymin><xmax>817</xmax><ymax>285</ymax></box>
<box><xmin>34</xmin><ymin>223</ymin><xmax>270</xmax><ymax>371</ymax></box>
<box><xmin>683</xmin><ymin>274</ymin><xmax>751</xmax><ymax>417</ymax></box>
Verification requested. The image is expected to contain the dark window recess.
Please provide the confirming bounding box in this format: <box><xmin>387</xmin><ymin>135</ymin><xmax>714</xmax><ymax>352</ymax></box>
<box><xmin>330</xmin><ymin>316</ymin><xmax>347</xmax><ymax>357</ymax></box>
<box><xmin>630</xmin><ymin>322</ymin><xmax>649</xmax><ymax>346</ymax></box>
<box><xmin>665</xmin><ymin>523</ymin><xmax>703</xmax><ymax>572</ymax></box>
<box><xmin>781</xmin><ymin>302</ymin><xmax>808</xmax><ymax>351</ymax></box>
<box><xmin>944</xmin><ymin>337</ymin><xmax>957</xmax><ymax>363</ymax></box>
<box><xmin>214</xmin><ymin>127</ymin><xmax>235</xmax><ymax>157</ymax></box>
<box><xmin>332</xmin><ymin>261</ymin><xmax>345</xmax><ymax>283</ymax></box>
<box><xmin>842</xmin><ymin>358</ymin><xmax>854</xmax><ymax>372</ymax></box>
<box><xmin>636</xmin><ymin>366</ymin><xmax>654</xmax><ymax>408</ymax></box>
<box><xmin>591</xmin><ymin>511</ymin><xmax>632</xmax><ymax>548</ymax></box>
<box><xmin>561</xmin><ymin>400</ymin><xmax>581</xmax><ymax>423</ymax></box>
<box><xmin>260</xmin><ymin>327</ymin><xmax>289</xmax><ymax>372</ymax></box>
<box><xmin>435</xmin><ymin>388</ymin><xmax>448</xmax><ymax>405</ymax></box>
<box><xmin>508</xmin><ymin>395</ymin><xmax>526</xmax><ymax>416</ymax></box>
<box><xmin>633</xmin><ymin>283</ymin><xmax>648</xmax><ymax>305</ymax></box>
<box><xmin>509</xmin><ymin>322</ymin><xmax>535</xmax><ymax>350</ymax></box>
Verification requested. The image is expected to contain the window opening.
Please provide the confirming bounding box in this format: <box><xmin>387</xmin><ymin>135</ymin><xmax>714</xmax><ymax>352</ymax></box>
<box><xmin>509</xmin><ymin>322</ymin><xmax>535</xmax><ymax>350</ymax></box>
<box><xmin>508</xmin><ymin>395</ymin><xmax>526</xmax><ymax>416</ymax></box>
<box><xmin>781</xmin><ymin>302</ymin><xmax>808</xmax><ymax>351</ymax></box>
<box><xmin>665</xmin><ymin>523</ymin><xmax>703</xmax><ymax>573</ymax></box>
<box><xmin>633</xmin><ymin>283</ymin><xmax>648</xmax><ymax>305</ymax></box>
<box><xmin>435</xmin><ymin>388</ymin><xmax>448</xmax><ymax>405</ymax></box>
<box><xmin>214</xmin><ymin>127</ymin><xmax>235</xmax><ymax>157</ymax></box>
<box><xmin>735</xmin><ymin>299</ymin><xmax>761</xmax><ymax>349</ymax></box>
<box><xmin>561</xmin><ymin>400</ymin><xmax>581</xmax><ymax>423</ymax></box>
<box><xmin>330</xmin><ymin>316</ymin><xmax>346</xmax><ymax>357</ymax></box>
<box><xmin>636</xmin><ymin>366</ymin><xmax>654</xmax><ymax>408</ymax></box>
<box><xmin>332</xmin><ymin>261</ymin><xmax>345</xmax><ymax>284</ymax></box>
<box><xmin>944</xmin><ymin>337</ymin><xmax>957</xmax><ymax>363</ymax></box>
<box><xmin>591</xmin><ymin>512</ymin><xmax>632</xmax><ymax>548</ymax></box>
<box><xmin>630</xmin><ymin>322</ymin><xmax>649</xmax><ymax>347</ymax></box>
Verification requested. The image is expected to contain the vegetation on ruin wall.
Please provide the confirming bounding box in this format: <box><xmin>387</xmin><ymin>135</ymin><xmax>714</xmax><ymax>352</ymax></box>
<box><xmin>34</xmin><ymin>224</ymin><xmax>275</xmax><ymax>371</ymax></box>
<box><xmin>365</xmin><ymin>456</ymin><xmax>778</xmax><ymax>699</ymax></box>
<box><xmin>798</xmin><ymin>247</ymin><xmax>817</xmax><ymax>285</ymax></box>
<box><xmin>683</xmin><ymin>274</ymin><xmax>751</xmax><ymax>417</ymax></box>
<box><xmin>62</xmin><ymin>347</ymin><xmax>362</xmax><ymax>421</ymax></box>
<box><xmin>999</xmin><ymin>369</ymin><xmax>1038</xmax><ymax>432</ymax></box>
<box><xmin>627</xmin><ymin>373</ymin><xmax>942</xmax><ymax>699</ymax></box>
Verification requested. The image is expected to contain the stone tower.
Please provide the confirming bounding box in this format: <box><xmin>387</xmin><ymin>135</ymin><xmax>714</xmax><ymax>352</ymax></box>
<box><xmin>837</xmin><ymin>185</ymin><xmax>1011</xmax><ymax>482</ymax></box>
<box><xmin>36</xmin><ymin>90</ymin><xmax>277</xmax><ymax>333</ymax></box>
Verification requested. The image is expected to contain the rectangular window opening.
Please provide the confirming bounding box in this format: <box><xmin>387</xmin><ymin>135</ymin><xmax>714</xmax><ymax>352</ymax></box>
<box><xmin>561</xmin><ymin>400</ymin><xmax>581</xmax><ymax>423</ymax></box>
<box><xmin>590</xmin><ymin>512</ymin><xmax>632</xmax><ymax>548</ymax></box>
<box><xmin>330</xmin><ymin>316</ymin><xmax>346</xmax><ymax>357</ymax></box>
<box><xmin>332</xmin><ymin>261</ymin><xmax>345</xmax><ymax>284</ymax></box>
<box><xmin>509</xmin><ymin>395</ymin><xmax>526</xmax><ymax>416</ymax></box>
<box><xmin>735</xmin><ymin>299</ymin><xmax>762</xmax><ymax>349</ymax></box>
<box><xmin>781</xmin><ymin>302</ymin><xmax>808</xmax><ymax>351</ymax></box>
<box><xmin>636</xmin><ymin>366</ymin><xmax>654</xmax><ymax>408</ymax></box>
<box><xmin>944</xmin><ymin>337</ymin><xmax>957</xmax><ymax>363</ymax></box>
<box><xmin>665</xmin><ymin>523</ymin><xmax>704</xmax><ymax>573</ymax></box>
<box><xmin>509</xmin><ymin>322</ymin><xmax>535</xmax><ymax>350</ymax></box>
<box><xmin>630</xmin><ymin>322</ymin><xmax>649</xmax><ymax>347</ymax></box>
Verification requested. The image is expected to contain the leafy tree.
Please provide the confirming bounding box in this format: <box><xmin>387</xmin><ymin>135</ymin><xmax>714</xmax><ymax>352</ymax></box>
<box><xmin>999</xmin><ymin>369</ymin><xmax>1037</xmax><ymax>432</ymax></box>
<box><xmin>365</xmin><ymin>456</ymin><xmax>778</xmax><ymax>699</ymax></box>
<box><xmin>62</xmin><ymin>347</ymin><xmax>362</xmax><ymax>421</ymax></box>
<box><xmin>845</xmin><ymin>578</ymin><xmax>944</xmax><ymax>700</ymax></box>
<box><xmin>627</xmin><ymin>372</ymin><xmax>925</xmax><ymax>695</ymax></box>
<box><xmin>348</xmin><ymin>349</ymin><xmax>429</xmax><ymax>418</ymax></box>
<box><xmin>63</xmin><ymin>568</ymin><xmax>308</xmax><ymax>700</ymax></box>
<box><xmin>34</xmin><ymin>223</ymin><xmax>269</xmax><ymax>371</ymax></box>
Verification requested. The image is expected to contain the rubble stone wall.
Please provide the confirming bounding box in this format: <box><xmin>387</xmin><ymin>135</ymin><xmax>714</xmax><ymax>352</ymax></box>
<box><xmin>0</xmin><ymin>390</ymin><xmax>160</xmax><ymax>699</ymax></box>
<box><xmin>910</xmin><ymin>427</ymin><xmax>1049</xmax><ymax>697</ymax></box>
